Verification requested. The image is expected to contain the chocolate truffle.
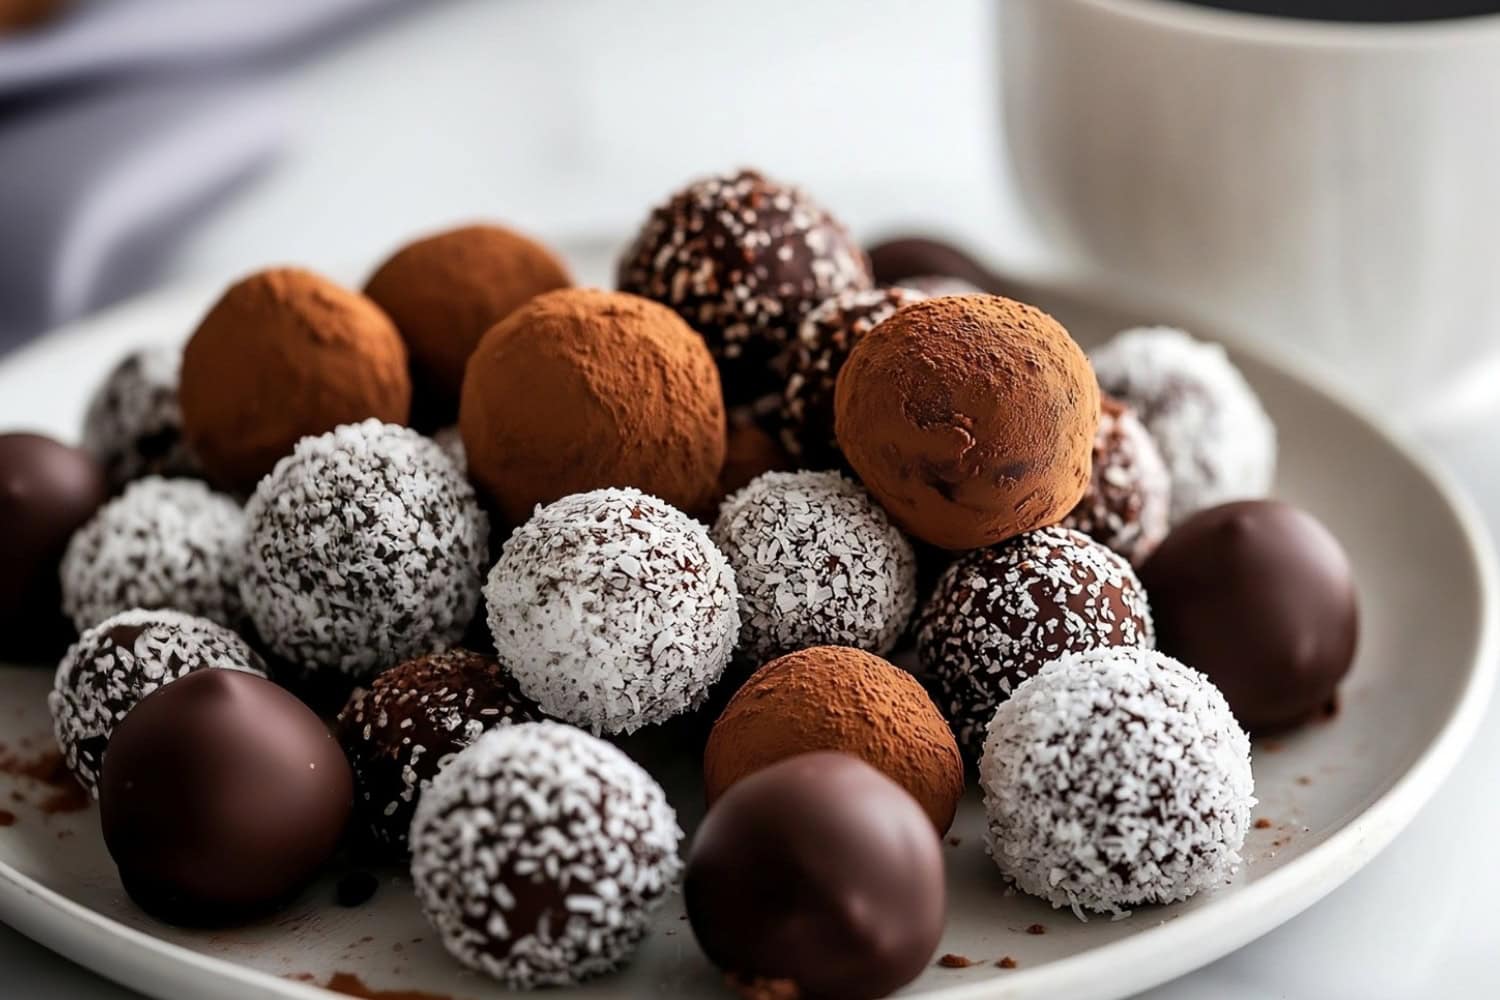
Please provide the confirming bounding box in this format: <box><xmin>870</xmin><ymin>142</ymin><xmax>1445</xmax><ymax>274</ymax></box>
<box><xmin>410</xmin><ymin>721</ymin><xmax>682</xmax><ymax>988</ymax></box>
<box><xmin>1139</xmin><ymin>500</ymin><xmax>1358</xmax><ymax>732</ymax></box>
<box><xmin>980</xmin><ymin>647</ymin><xmax>1254</xmax><ymax>916</ymax></box>
<box><xmin>917</xmin><ymin>526</ymin><xmax>1155</xmax><ymax>761</ymax></box>
<box><xmin>99</xmin><ymin>668</ymin><xmax>352</xmax><ymax>925</ymax></box>
<box><xmin>242</xmin><ymin>420</ymin><xmax>488</xmax><ymax>679</ymax></box>
<box><xmin>180</xmin><ymin>267</ymin><xmax>411</xmax><ymax>493</ymax></box>
<box><xmin>705</xmin><ymin>646</ymin><xmax>964</xmax><ymax>832</ymax></box>
<box><xmin>49</xmin><ymin>608</ymin><xmax>267</xmax><ymax>796</ymax></box>
<box><xmin>60</xmin><ymin>477</ymin><xmax>245</xmax><ymax>631</ymax></box>
<box><xmin>718</xmin><ymin>408</ymin><xmax>792</xmax><ymax>501</ymax></box>
<box><xmin>1059</xmin><ymin>397</ymin><xmax>1172</xmax><ymax>565</ymax></box>
<box><xmin>0</xmin><ymin>433</ymin><xmax>108</xmax><ymax>661</ymax></box>
<box><xmin>364</xmin><ymin>223</ymin><xmax>572</xmax><ymax>427</ymax></box>
<box><xmin>1091</xmin><ymin>327</ymin><xmax>1276</xmax><ymax>524</ymax></box>
<box><xmin>617</xmin><ymin>169</ymin><xmax>872</xmax><ymax>403</ymax></box>
<box><xmin>712</xmin><ymin>471</ymin><xmax>916</xmax><ymax>663</ymax></box>
<box><xmin>81</xmin><ymin>346</ymin><xmax>201</xmax><ymax>490</ymax></box>
<box><xmin>486</xmin><ymin>488</ymin><xmax>739</xmax><ymax>735</ymax></box>
<box><xmin>867</xmin><ymin>235</ymin><xmax>1004</xmax><ymax>295</ymax></box>
<box><xmin>778</xmin><ymin>286</ymin><xmax>924</xmax><ymax>468</ymax></box>
<box><xmin>835</xmin><ymin>295</ymin><xmax>1099</xmax><ymax>550</ymax></box>
<box><xmin>686</xmin><ymin>752</ymin><xmax>946</xmax><ymax>1000</ymax></box>
<box><xmin>460</xmin><ymin>288</ymin><xmax>726</xmax><ymax>525</ymax></box>
<box><xmin>337</xmin><ymin>649</ymin><xmax>541</xmax><ymax>855</ymax></box>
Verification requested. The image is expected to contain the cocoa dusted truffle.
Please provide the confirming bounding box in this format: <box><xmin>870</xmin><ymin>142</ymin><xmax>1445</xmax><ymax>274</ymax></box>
<box><xmin>0</xmin><ymin>433</ymin><xmax>108</xmax><ymax>661</ymax></box>
<box><xmin>410</xmin><ymin>721</ymin><xmax>682</xmax><ymax>988</ymax></box>
<box><xmin>686</xmin><ymin>752</ymin><xmax>946</xmax><ymax>1000</ymax></box>
<box><xmin>835</xmin><ymin>295</ymin><xmax>1099</xmax><ymax>550</ymax></box>
<box><xmin>1140</xmin><ymin>500</ymin><xmax>1358</xmax><ymax>733</ymax></box>
<box><xmin>99</xmin><ymin>668</ymin><xmax>352</xmax><ymax>925</ymax></box>
<box><xmin>49</xmin><ymin>609</ymin><xmax>267</xmax><ymax>796</ymax></box>
<box><xmin>618</xmin><ymin>169</ymin><xmax>873</xmax><ymax>403</ymax></box>
<box><xmin>180</xmin><ymin>268</ymin><xmax>411</xmax><ymax>493</ymax></box>
<box><xmin>705</xmin><ymin>646</ymin><xmax>964</xmax><ymax>832</ymax></box>
<box><xmin>1060</xmin><ymin>397</ymin><xmax>1171</xmax><ymax>565</ymax></box>
<box><xmin>241</xmin><ymin>420</ymin><xmax>489</xmax><ymax>680</ymax></box>
<box><xmin>712</xmin><ymin>471</ymin><xmax>916</xmax><ymax>663</ymax></box>
<box><xmin>460</xmin><ymin>288</ymin><xmax>726</xmax><ymax>525</ymax></box>
<box><xmin>81</xmin><ymin>346</ymin><xmax>201</xmax><ymax>490</ymax></box>
<box><xmin>485</xmin><ymin>488</ymin><xmax>740</xmax><ymax>735</ymax></box>
<box><xmin>336</xmin><ymin>649</ymin><xmax>541</xmax><ymax>855</ymax></box>
<box><xmin>1091</xmin><ymin>327</ymin><xmax>1275</xmax><ymax>524</ymax></box>
<box><xmin>60</xmin><ymin>478</ymin><xmax>245</xmax><ymax>631</ymax></box>
<box><xmin>980</xmin><ymin>647</ymin><xmax>1254</xmax><ymax>916</ymax></box>
<box><xmin>917</xmin><ymin>526</ymin><xmax>1155</xmax><ymax>761</ymax></box>
<box><xmin>778</xmin><ymin>286</ymin><xmax>924</xmax><ymax>469</ymax></box>
<box><xmin>365</xmin><ymin>223</ymin><xmax>572</xmax><ymax>428</ymax></box>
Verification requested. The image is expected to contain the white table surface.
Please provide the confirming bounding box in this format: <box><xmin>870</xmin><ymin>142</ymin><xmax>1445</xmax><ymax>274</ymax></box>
<box><xmin>5</xmin><ymin>1</ymin><xmax>1498</xmax><ymax>997</ymax></box>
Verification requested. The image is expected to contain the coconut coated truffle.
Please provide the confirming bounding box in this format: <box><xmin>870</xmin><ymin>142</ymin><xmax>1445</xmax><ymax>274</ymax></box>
<box><xmin>617</xmin><ymin>169</ymin><xmax>872</xmax><ymax>403</ymax></box>
<box><xmin>180</xmin><ymin>268</ymin><xmax>411</xmax><ymax>494</ymax></box>
<box><xmin>60</xmin><ymin>477</ymin><xmax>245</xmax><ymax>631</ymax></box>
<box><xmin>705</xmin><ymin>645</ymin><xmax>964</xmax><ymax>832</ymax></box>
<box><xmin>241</xmin><ymin>420</ymin><xmax>488</xmax><ymax>679</ymax></box>
<box><xmin>50</xmin><ymin>608</ymin><xmax>267</xmax><ymax>796</ymax></box>
<box><xmin>337</xmin><ymin>649</ymin><xmax>542</xmax><ymax>855</ymax></box>
<box><xmin>1060</xmin><ymin>396</ymin><xmax>1171</xmax><ymax>565</ymax></box>
<box><xmin>460</xmin><ymin>288</ymin><xmax>726</xmax><ymax>526</ymax></box>
<box><xmin>778</xmin><ymin>286</ymin><xmax>924</xmax><ymax>468</ymax></box>
<box><xmin>917</xmin><ymin>526</ymin><xmax>1155</xmax><ymax>761</ymax></box>
<box><xmin>485</xmin><ymin>488</ymin><xmax>739</xmax><ymax>735</ymax></box>
<box><xmin>686</xmin><ymin>752</ymin><xmax>946</xmax><ymax>1000</ymax></box>
<box><xmin>712</xmin><ymin>471</ymin><xmax>916</xmax><ymax>664</ymax></box>
<box><xmin>980</xmin><ymin>647</ymin><xmax>1255</xmax><ymax>917</ymax></box>
<box><xmin>365</xmin><ymin>223</ymin><xmax>572</xmax><ymax>428</ymax></box>
<box><xmin>835</xmin><ymin>295</ymin><xmax>1099</xmax><ymax>550</ymax></box>
<box><xmin>81</xmin><ymin>346</ymin><xmax>201</xmax><ymax>490</ymax></box>
<box><xmin>410</xmin><ymin>721</ymin><xmax>682</xmax><ymax>988</ymax></box>
<box><xmin>1091</xmin><ymin>327</ymin><xmax>1275</xmax><ymax>524</ymax></box>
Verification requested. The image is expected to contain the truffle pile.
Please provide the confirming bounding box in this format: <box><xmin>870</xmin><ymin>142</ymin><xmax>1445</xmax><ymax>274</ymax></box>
<box><xmin>1</xmin><ymin>177</ymin><xmax>1368</xmax><ymax>1000</ymax></box>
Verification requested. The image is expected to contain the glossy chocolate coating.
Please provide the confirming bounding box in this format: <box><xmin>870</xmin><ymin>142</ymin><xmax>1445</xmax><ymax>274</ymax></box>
<box><xmin>0</xmin><ymin>433</ymin><xmax>108</xmax><ymax>661</ymax></box>
<box><xmin>866</xmin><ymin>235</ymin><xmax>1010</xmax><ymax>296</ymax></box>
<box><xmin>99</xmin><ymin>669</ymin><xmax>353</xmax><ymax>925</ymax></box>
<box><xmin>685</xmin><ymin>752</ymin><xmax>945</xmax><ymax>1000</ymax></box>
<box><xmin>1140</xmin><ymin>500</ymin><xmax>1358</xmax><ymax>733</ymax></box>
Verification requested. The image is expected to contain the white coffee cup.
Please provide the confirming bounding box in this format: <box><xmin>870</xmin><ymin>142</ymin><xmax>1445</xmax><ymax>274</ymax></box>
<box><xmin>1000</xmin><ymin>0</ymin><xmax>1500</xmax><ymax>426</ymax></box>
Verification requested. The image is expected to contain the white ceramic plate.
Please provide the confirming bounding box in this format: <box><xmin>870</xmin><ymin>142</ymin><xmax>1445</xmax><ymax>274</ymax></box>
<box><xmin>1</xmin><ymin>246</ymin><xmax>1495</xmax><ymax>1000</ymax></box>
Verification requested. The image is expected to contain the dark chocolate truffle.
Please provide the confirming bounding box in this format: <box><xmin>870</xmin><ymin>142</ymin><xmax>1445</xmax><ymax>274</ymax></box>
<box><xmin>0</xmin><ymin>433</ymin><xmax>108</xmax><ymax>661</ymax></box>
<box><xmin>50</xmin><ymin>609</ymin><xmax>267</xmax><ymax>796</ymax></box>
<box><xmin>705</xmin><ymin>646</ymin><xmax>964</xmax><ymax>832</ymax></box>
<box><xmin>916</xmin><ymin>526</ymin><xmax>1155</xmax><ymax>761</ymax></box>
<box><xmin>242</xmin><ymin>420</ymin><xmax>489</xmax><ymax>679</ymax></box>
<box><xmin>834</xmin><ymin>295</ymin><xmax>1099</xmax><ymax>550</ymax></box>
<box><xmin>1060</xmin><ymin>397</ymin><xmax>1172</xmax><ymax>565</ymax></box>
<box><xmin>180</xmin><ymin>267</ymin><xmax>411</xmax><ymax>494</ymax></box>
<box><xmin>364</xmin><ymin>223</ymin><xmax>572</xmax><ymax>428</ymax></box>
<box><xmin>336</xmin><ymin>649</ymin><xmax>542</xmax><ymax>855</ymax></box>
<box><xmin>410</xmin><ymin>721</ymin><xmax>682</xmax><ymax>987</ymax></box>
<box><xmin>686</xmin><ymin>752</ymin><xmax>945</xmax><ymax>1000</ymax></box>
<box><xmin>777</xmin><ymin>286</ymin><xmax>924</xmax><ymax>469</ymax></box>
<box><xmin>99</xmin><ymin>668</ymin><xmax>352</xmax><ymax>925</ymax></box>
<box><xmin>980</xmin><ymin>647</ymin><xmax>1253</xmax><ymax>915</ymax></box>
<box><xmin>1139</xmin><ymin>500</ymin><xmax>1358</xmax><ymax>732</ymax></box>
<box><xmin>460</xmin><ymin>288</ymin><xmax>727</xmax><ymax>525</ymax></box>
<box><xmin>618</xmin><ymin>169</ymin><xmax>872</xmax><ymax>403</ymax></box>
<box><xmin>81</xmin><ymin>346</ymin><xmax>201</xmax><ymax>491</ymax></box>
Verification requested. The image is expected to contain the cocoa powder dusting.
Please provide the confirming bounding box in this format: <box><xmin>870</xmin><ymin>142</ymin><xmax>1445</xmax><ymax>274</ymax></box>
<box><xmin>310</xmin><ymin>972</ymin><xmax>458</xmax><ymax>1000</ymax></box>
<box><xmin>0</xmin><ymin>746</ymin><xmax>89</xmax><ymax>814</ymax></box>
<box><xmin>1254</xmin><ymin>818</ymin><xmax>1273</xmax><ymax>830</ymax></box>
<box><xmin>726</xmin><ymin>974</ymin><xmax>801</xmax><ymax>1000</ymax></box>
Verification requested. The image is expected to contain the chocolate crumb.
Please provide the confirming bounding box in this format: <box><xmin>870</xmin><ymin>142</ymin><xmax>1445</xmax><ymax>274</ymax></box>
<box><xmin>725</xmin><ymin>973</ymin><xmax>801</xmax><ymax>1000</ymax></box>
<box><xmin>1296</xmin><ymin>775</ymin><xmax>1312</xmax><ymax>786</ymax></box>
<box><xmin>1026</xmin><ymin>923</ymin><xmax>1046</xmax><ymax>935</ymax></box>
<box><xmin>336</xmin><ymin>871</ymin><xmax>379</xmax><ymax>908</ymax></box>
<box><xmin>319</xmin><ymin>972</ymin><xmax>457</xmax><ymax>1000</ymax></box>
<box><xmin>0</xmin><ymin>809</ymin><xmax>14</xmax><ymax>827</ymax></box>
<box><xmin>946</xmin><ymin>835</ymin><xmax>962</xmax><ymax>846</ymax></box>
<box><xmin>1254</xmin><ymin>818</ymin><xmax>1273</xmax><ymax>829</ymax></box>
<box><xmin>938</xmin><ymin>954</ymin><xmax>976</xmax><ymax>968</ymax></box>
<box><xmin>997</xmin><ymin>956</ymin><xmax>1018</xmax><ymax>969</ymax></box>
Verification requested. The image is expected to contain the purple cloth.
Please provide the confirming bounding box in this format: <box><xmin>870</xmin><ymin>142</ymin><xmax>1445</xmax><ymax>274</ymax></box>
<box><xmin>0</xmin><ymin>0</ymin><xmax>408</xmax><ymax>352</ymax></box>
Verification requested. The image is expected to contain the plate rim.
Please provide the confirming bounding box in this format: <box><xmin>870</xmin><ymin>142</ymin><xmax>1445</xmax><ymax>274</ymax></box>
<box><xmin>1</xmin><ymin>269</ymin><xmax>1495</xmax><ymax>1000</ymax></box>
